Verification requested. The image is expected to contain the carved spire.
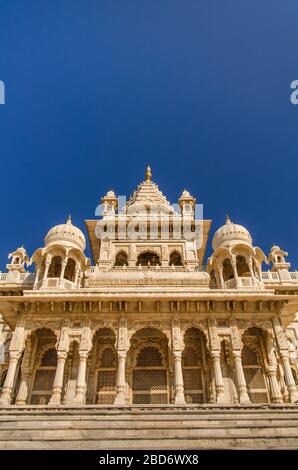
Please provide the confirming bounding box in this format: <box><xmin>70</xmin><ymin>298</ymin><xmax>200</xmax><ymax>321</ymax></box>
<box><xmin>145</xmin><ymin>165</ymin><xmax>152</xmax><ymax>182</ymax></box>
<box><xmin>66</xmin><ymin>214</ymin><xmax>72</xmax><ymax>225</ymax></box>
<box><xmin>226</xmin><ymin>214</ymin><xmax>231</xmax><ymax>224</ymax></box>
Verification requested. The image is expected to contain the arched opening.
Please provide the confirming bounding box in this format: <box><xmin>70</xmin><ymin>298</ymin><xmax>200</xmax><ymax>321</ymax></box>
<box><xmin>223</xmin><ymin>258</ymin><xmax>234</xmax><ymax>281</ymax></box>
<box><xmin>236</xmin><ymin>255</ymin><xmax>250</xmax><ymax>277</ymax></box>
<box><xmin>128</xmin><ymin>328</ymin><xmax>169</xmax><ymax>404</ymax></box>
<box><xmin>220</xmin><ymin>340</ymin><xmax>238</xmax><ymax>403</ymax></box>
<box><xmin>182</xmin><ymin>328</ymin><xmax>209</xmax><ymax>404</ymax></box>
<box><xmin>64</xmin><ymin>258</ymin><xmax>76</xmax><ymax>281</ymax></box>
<box><xmin>29</xmin><ymin>328</ymin><xmax>57</xmax><ymax>404</ymax></box>
<box><xmin>14</xmin><ymin>257</ymin><xmax>20</xmax><ymax>264</ymax></box>
<box><xmin>88</xmin><ymin>328</ymin><xmax>117</xmax><ymax>404</ymax></box>
<box><xmin>137</xmin><ymin>251</ymin><xmax>161</xmax><ymax>267</ymax></box>
<box><xmin>242</xmin><ymin>327</ymin><xmax>270</xmax><ymax>403</ymax></box>
<box><xmin>114</xmin><ymin>251</ymin><xmax>128</xmax><ymax>267</ymax></box>
<box><xmin>169</xmin><ymin>251</ymin><xmax>183</xmax><ymax>266</ymax></box>
<box><xmin>48</xmin><ymin>256</ymin><xmax>62</xmax><ymax>278</ymax></box>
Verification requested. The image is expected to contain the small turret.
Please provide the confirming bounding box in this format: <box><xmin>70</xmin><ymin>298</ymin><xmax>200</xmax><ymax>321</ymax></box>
<box><xmin>6</xmin><ymin>246</ymin><xmax>29</xmax><ymax>282</ymax></box>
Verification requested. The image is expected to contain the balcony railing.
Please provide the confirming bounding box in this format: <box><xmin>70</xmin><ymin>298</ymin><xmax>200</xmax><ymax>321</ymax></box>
<box><xmin>225</xmin><ymin>277</ymin><xmax>264</xmax><ymax>289</ymax></box>
<box><xmin>262</xmin><ymin>271</ymin><xmax>298</xmax><ymax>284</ymax></box>
<box><xmin>35</xmin><ymin>278</ymin><xmax>75</xmax><ymax>290</ymax></box>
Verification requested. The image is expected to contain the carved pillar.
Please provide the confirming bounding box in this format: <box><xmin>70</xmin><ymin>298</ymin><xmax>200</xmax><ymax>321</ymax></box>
<box><xmin>231</xmin><ymin>255</ymin><xmax>239</xmax><ymax>288</ymax></box>
<box><xmin>210</xmin><ymin>351</ymin><xmax>225</xmax><ymax>403</ymax></box>
<box><xmin>272</xmin><ymin>316</ymin><xmax>298</xmax><ymax>402</ymax></box>
<box><xmin>218</xmin><ymin>265</ymin><xmax>224</xmax><ymax>289</ymax></box>
<box><xmin>0</xmin><ymin>351</ymin><xmax>21</xmax><ymax>404</ymax></box>
<box><xmin>248</xmin><ymin>259</ymin><xmax>256</xmax><ymax>285</ymax></box>
<box><xmin>171</xmin><ymin>318</ymin><xmax>186</xmax><ymax>405</ymax></box>
<box><xmin>58</xmin><ymin>257</ymin><xmax>68</xmax><ymax>287</ymax></box>
<box><xmin>77</xmin><ymin>271</ymin><xmax>83</xmax><ymax>288</ymax></box>
<box><xmin>114</xmin><ymin>351</ymin><xmax>127</xmax><ymax>405</ymax></box>
<box><xmin>74</xmin><ymin>264</ymin><xmax>80</xmax><ymax>287</ymax></box>
<box><xmin>233</xmin><ymin>351</ymin><xmax>250</xmax><ymax>404</ymax></box>
<box><xmin>49</xmin><ymin>351</ymin><xmax>67</xmax><ymax>405</ymax></box>
<box><xmin>41</xmin><ymin>254</ymin><xmax>52</xmax><ymax>288</ymax></box>
<box><xmin>15</xmin><ymin>370</ymin><xmax>31</xmax><ymax>405</ymax></box>
<box><xmin>266</xmin><ymin>366</ymin><xmax>283</xmax><ymax>403</ymax></box>
<box><xmin>280</xmin><ymin>352</ymin><xmax>298</xmax><ymax>403</ymax></box>
<box><xmin>73</xmin><ymin>351</ymin><xmax>88</xmax><ymax>403</ymax></box>
<box><xmin>173</xmin><ymin>351</ymin><xmax>186</xmax><ymax>404</ymax></box>
<box><xmin>208</xmin><ymin>319</ymin><xmax>225</xmax><ymax>403</ymax></box>
<box><xmin>115</xmin><ymin>317</ymin><xmax>128</xmax><ymax>405</ymax></box>
<box><xmin>229</xmin><ymin>320</ymin><xmax>250</xmax><ymax>403</ymax></box>
<box><xmin>33</xmin><ymin>266</ymin><xmax>41</xmax><ymax>289</ymax></box>
<box><xmin>0</xmin><ymin>321</ymin><xmax>25</xmax><ymax>405</ymax></box>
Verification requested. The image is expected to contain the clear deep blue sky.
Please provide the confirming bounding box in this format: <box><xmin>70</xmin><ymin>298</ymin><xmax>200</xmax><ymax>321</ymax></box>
<box><xmin>0</xmin><ymin>1</ymin><xmax>297</xmax><ymax>270</ymax></box>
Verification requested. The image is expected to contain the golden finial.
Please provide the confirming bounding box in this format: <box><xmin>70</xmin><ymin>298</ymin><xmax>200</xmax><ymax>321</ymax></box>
<box><xmin>226</xmin><ymin>214</ymin><xmax>231</xmax><ymax>224</ymax></box>
<box><xmin>145</xmin><ymin>165</ymin><xmax>152</xmax><ymax>181</ymax></box>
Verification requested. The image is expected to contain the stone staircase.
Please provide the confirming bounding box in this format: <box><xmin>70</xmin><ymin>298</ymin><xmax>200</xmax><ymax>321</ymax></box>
<box><xmin>0</xmin><ymin>404</ymin><xmax>298</xmax><ymax>450</ymax></box>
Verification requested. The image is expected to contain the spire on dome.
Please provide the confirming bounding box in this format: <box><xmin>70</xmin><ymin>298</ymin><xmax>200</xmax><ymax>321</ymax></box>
<box><xmin>66</xmin><ymin>215</ymin><xmax>72</xmax><ymax>225</ymax></box>
<box><xmin>145</xmin><ymin>165</ymin><xmax>152</xmax><ymax>182</ymax></box>
<box><xmin>226</xmin><ymin>214</ymin><xmax>231</xmax><ymax>224</ymax></box>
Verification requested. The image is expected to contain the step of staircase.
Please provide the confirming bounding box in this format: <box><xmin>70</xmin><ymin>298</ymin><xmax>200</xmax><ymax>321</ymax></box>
<box><xmin>0</xmin><ymin>404</ymin><xmax>298</xmax><ymax>450</ymax></box>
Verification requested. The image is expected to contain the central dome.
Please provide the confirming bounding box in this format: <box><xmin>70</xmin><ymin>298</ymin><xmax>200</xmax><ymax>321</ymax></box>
<box><xmin>45</xmin><ymin>216</ymin><xmax>86</xmax><ymax>251</ymax></box>
<box><xmin>212</xmin><ymin>216</ymin><xmax>252</xmax><ymax>250</ymax></box>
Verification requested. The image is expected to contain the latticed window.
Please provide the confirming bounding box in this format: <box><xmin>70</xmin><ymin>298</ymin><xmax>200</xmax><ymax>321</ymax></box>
<box><xmin>97</xmin><ymin>347</ymin><xmax>117</xmax><ymax>404</ymax></box>
<box><xmin>136</xmin><ymin>347</ymin><xmax>163</xmax><ymax>367</ymax></box>
<box><xmin>40</xmin><ymin>348</ymin><xmax>57</xmax><ymax>366</ymax></box>
<box><xmin>133</xmin><ymin>346</ymin><xmax>168</xmax><ymax>404</ymax></box>
<box><xmin>182</xmin><ymin>343</ymin><xmax>204</xmax><ymax>404</ymax></box>
<box><xmin>242</xmin><ymin>345</ymin><xmax>269</xmax><ymax>403</ymax></box>
<box><xmin>30</xmin><ymin>348</ymin><xmax>57</xmax><ymax>405</ymax></box>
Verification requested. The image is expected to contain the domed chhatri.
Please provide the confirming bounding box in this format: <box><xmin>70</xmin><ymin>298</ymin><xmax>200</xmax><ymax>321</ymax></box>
<box><xmin>212</xmin><ymin>215</ymin><xmax>252</xmax><ymax>251</ymax></box>
<box><xmin>44</xmin><ymin>215</ymin><xmax>86</xmax><ymax>251</ymax></box>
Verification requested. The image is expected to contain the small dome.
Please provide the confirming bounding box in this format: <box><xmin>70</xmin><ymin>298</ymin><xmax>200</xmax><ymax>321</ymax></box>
<box><xmin>105</xmin><ymin>190</ymin><xmax>116</xmax><ymax>198</ymax></box>
<box><xmin>181</xmin><ymin>189</ymin><xmax>191</xmax><ymax>198</ymax></box>
<box><xmin>212</xmin><ymin>216</ymin><xmax>252</xmax><ymax>250</ymax></box>
<box><xmin>45</xmin><ymin>216</ymin><xmax>86</xmax><ymax>251</ymax></box>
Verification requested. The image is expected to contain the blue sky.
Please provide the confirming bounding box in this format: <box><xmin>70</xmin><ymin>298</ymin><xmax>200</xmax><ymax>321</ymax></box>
<box><xmin>0</xmin><ymin>1</ymin><xmax>297</xmax><ymax>270</ymax></box>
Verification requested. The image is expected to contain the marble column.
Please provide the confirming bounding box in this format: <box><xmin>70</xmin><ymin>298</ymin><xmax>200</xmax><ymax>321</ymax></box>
<box><xmin>114</xmin><ymin>350</ymin><xmax>127</xmax><ymax>405</ymax></box>
<box><xmin>58</xmin><ymin>258</ymin><xmax>68</xmax><ymax>287</ymax></box>
<box><xmin>33</xmin><ymin>266</ymin><xmax>41</xmax><ymax>289</ymax></box>
<box><xmin>73</xmin><ymin>264</ymin><xmax>80</xmax><ymax>287</ymax></box>
<box><xmin>280</xmin><ymin>352</ymin><xmax>298</xmax><ymax>403</ymax></box>
<box><xmin>231</xmin><ymin>256</ymin><xmax>240</xmax><ymax>288</ymax></box>
<box><xmin>173</xmin><ymin>351</ymin><xmax>186</xmax><ymax>405</ymax></box>
<box><xmin>266</xmin><ymin>366</ymin><xmax>283</xmax><ymax>403</ymax></box>
<box><xmin>218</xmin><ymin>265</ymin><xmax>224</xmax><ymax>289</ymax></box>
<box><xmin>211</xmin><ymin>351</ymin><xmax>225</xmax><ymax>403</ymax></box>
<box><xmin>73</xmin><ymin>351</ymin><xmax>88</xmax><ymax>403</ymax></box>
<box><xmin>248</xmin><ymin>259</ymin><xmax>256</xmax><ymax>285</ymax></box>
<box><xmin>15</xmin><ymin>370</ymin><xmax>30</xmax><ymax>405</ymax></box>
<box><xmin>41</xmin><ymin>255</ymin><xmax>52</xmax><ymax>288</ymax></box>
<box><xmin>233</xmin><ymin>351</ymin><xmax>250</xmax><ymax>404</ymax></box>
<box><xmin>49</xmin><ymin>351</ymin><xmax>67</xmax><ymax>405</ymax></box>
<box><xmin>0</xmin><ymin>351</ymin><xmax>21</xmax><ymax>404</ymax></box>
